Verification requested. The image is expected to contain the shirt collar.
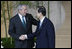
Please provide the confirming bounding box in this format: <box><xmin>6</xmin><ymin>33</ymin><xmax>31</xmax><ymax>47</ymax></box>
<box><xmin>18</xmin><ymin>13</ymin><xmax>23</xmax><ymax>18</ymax></box>
<box><xmin>40</xmin><ymin>16</ymin><xmax>45</xmax><ymax>23</ymax></box>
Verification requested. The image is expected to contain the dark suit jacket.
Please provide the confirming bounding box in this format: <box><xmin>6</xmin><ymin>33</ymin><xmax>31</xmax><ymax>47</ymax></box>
<box><xmin>28</xmin><ymin>17</ymin><xmax>55</xmax><ymax>48</ymax></box>
<box><xmin>8</xmin><ymin>13</ymin><xmax>38</xmax><ymax>48</ymax></box>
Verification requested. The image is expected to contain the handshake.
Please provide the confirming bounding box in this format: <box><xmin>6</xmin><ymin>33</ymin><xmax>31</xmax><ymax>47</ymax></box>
<box><xmin>19</xmin><ymin>34</ymin><xmax>27</xmax><ymax>40</ymax></box>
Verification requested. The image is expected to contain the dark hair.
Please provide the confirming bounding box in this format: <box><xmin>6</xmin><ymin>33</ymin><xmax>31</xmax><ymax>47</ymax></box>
<box><xmin>37</xmin><ymin>6</ymin><xmax>46</xmax><ymax>16</ymax></box>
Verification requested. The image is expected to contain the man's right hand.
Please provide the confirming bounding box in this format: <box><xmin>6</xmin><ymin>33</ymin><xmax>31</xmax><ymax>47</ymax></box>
<box><xmin>19</xmin><ymin>35</ymin><xmax>27</xmax><ymax>40</ymax></box>
<box><xmin>19</xmin><ymin>35</ymin><xmax>26</xmax><ymax>40</ymax></box>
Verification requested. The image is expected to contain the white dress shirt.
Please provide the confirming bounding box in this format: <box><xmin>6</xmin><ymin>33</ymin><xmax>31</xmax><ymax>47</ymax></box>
<box><xmin>18</xmin><ymin>13</ymin><xmax>26</xmax><ymax>24</ymax></box>
<box><xmin>39</xmin><ymin>16</ymin><xmax>45</xmax><ymax>28</ymax></box>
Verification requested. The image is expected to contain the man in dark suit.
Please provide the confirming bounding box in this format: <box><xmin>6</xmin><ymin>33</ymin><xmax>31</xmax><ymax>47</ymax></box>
<box><xmin>23</xmin><ymin>6</ymin><xmax>55</xmax><ymax>48</ymax></box>
<box><xmin>8</xmin><ymin>5</ymin><xmax>38</xmax><ymax>48</ymax></box>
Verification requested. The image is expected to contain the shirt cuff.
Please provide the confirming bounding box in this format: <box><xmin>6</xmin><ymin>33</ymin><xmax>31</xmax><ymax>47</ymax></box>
<box><xmin>24</xmin><ymin>34</ymin><xmax>28</xmax><ymax>39</ymax></box>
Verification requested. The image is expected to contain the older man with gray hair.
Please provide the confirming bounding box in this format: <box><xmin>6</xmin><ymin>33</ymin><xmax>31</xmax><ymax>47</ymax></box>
<box><xmin>8</xmin><ymin>4</ymin><xmax>38</xmax><ymax>48</ymax></box>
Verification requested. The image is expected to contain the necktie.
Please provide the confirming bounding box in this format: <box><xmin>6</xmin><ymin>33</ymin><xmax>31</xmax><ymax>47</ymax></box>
<box><xmin>39</xmin><ymin>21</ymin><xmax>42</xmax><ymax>29</ymax></box>
<box><xmin>22</xmin><ymin>16</ymin><xmax>26</xmax><ymax>29</ymax></box>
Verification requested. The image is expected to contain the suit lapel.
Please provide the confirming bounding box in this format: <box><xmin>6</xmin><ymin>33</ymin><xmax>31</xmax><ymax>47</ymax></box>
<box><xmin>16</xmin><ymin>14</ymin><xmax>27</xmax><ymax>30</ymax></box>
<box><xmin>16</xmin><ymin>14</ymin><xmax>23</xmax><ymax>26</ymax></box>
<box><xmin>25</xmin><ymin>15</ymin><xmax>29</xmax><ymax>32</ymax></box>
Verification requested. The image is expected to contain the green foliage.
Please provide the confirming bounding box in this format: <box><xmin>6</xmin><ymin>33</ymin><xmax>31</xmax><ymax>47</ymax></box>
<box><xmin>1</xmin><ymin>37</ymin><xmax>36</xmax><ymax>48</ymax></box>
<box><xmin>34</xmin><ymin>37</ymin><xmax>37</xmax><ymax>42</ymax></box>
<box><xmin>19</xmin><ymin>1</ymin><xmax>32</xmax><ymax>8</ymax></box>
<box><xmin>1</xmin><ymin>37</ymin><xmax>15</xmax><ymax>48</ymax></box>
<box><xmin>1</xmin><ymin>37</ymin><xmax>37</xmax><ymax>48</ymax></box>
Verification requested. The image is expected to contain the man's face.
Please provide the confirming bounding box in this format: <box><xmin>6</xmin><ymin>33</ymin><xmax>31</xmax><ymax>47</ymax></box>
<box><xmin>36</xmin><ymin>10</ymin><xmax>41</xmax><ymax>19</ymax></box>
<box><xmin>19</xmin><ymin>6</ymin><xmax>27</xmax><ymax>16</ymax></box>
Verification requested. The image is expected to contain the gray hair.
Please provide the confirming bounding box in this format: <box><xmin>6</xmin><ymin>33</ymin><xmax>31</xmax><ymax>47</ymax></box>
<box><xmin>17</xmin><ymin>4</ymin><xmax>27</xmax><ymax>10</ymax></box>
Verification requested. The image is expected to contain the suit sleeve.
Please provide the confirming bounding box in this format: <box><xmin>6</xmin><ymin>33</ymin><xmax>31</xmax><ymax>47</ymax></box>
<box><xmin>8</xmin><ymin>19</ymin><xmax>20</xmax><ymax>40</ymax></box>
<box><xmin>27</xmin><ymin>29</ymin><xmax>39</xmax><ymax>39</ymax></box>
<box><xmin>30</xmin><ymin>14</ymin><xmax>38</xmax><ymax>25</ymax></box>
<box><xmin>27</xmin><ymin>33</ymin><xmax>35</xmax><ymax>39</ymax></box>
<box><xmin>46</xmin><ymin>21</ymin><xmax>55</xmax><ymax>48</ymax></box>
